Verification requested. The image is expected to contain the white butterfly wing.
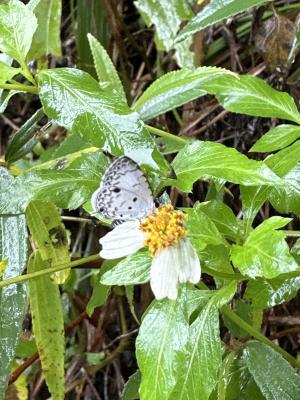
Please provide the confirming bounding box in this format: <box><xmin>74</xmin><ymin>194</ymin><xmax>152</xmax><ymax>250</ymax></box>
<box><xmin>92</xmin><ymin>157</ymin><xmax>154</xmax><ymax>220</ymax></box>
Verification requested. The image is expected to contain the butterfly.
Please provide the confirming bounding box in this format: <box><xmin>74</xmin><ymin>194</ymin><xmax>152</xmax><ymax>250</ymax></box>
<box><xmin>92</xmin><ymin>157</ymin><xmax>155</xmax><ymax>222</ymax></box>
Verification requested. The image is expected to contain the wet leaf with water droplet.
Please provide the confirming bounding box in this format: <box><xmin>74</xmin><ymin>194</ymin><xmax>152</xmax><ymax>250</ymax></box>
<box><xmin>101</xmin><ymin>250</ymin><xmax>152</xmax><ymax>286</ymax></box>
<box><xmin>243</xmin><ymin>341</ymin><xmax>300</xmax><ymax>400</ymax></box>
<box><xmin>231</xmin><ymin>217</ymin><xmax>299</xmax><ymax>279</ymax></box>
<box><xmin>172</xmin><ymin>141</ymin><xmax>282</xmax><ymax>193</ymax></box>
<box><xmin>0</xmin><ymin>0</ymin><xmax>37</xmax><ymax>64</ymax></box>
<box><xmin>27</xmin><ymin>0</ymin><xmax>62</xmax><ymax>60</ymax></box>
<box><xmin>0</xmin><ymin>168</ymin><xmax>28</xmax><ymax>399</ymax></box>
<box><xmin>37</xmin><ymin>68</ymin><xmax>167</xmax><ymax>173</ymax></box>
<box><xmin>0</xmin><ymin>150</ymin><xmax>110</xmax><ymax>213</ymax></box>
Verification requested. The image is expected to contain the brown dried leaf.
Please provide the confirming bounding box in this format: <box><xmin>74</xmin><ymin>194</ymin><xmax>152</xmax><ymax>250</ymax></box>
<box><xmin>254</xmin><ymin>13</ymin><xmax>298</xmax><ymax>74</ymax></box>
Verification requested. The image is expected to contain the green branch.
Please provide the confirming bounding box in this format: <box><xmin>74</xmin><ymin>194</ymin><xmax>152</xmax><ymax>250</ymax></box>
<box><xmin>0</xmin><ymin>254</ymin><xmax>101</xmax><ymax>288</ymax></box>
<box><xmin>0</xmin><ymin>82</ymin><xmax>38</xmax><ymax>94</ymax></box>
<box><xmin>146</xmin><ymin>124</ymin><xmax>189</xmax><ymax>145</ymax></box>
<box><xmin>202</xmin><ymin>266</ymin><xmax>244</xmax><ymax>281</ymax></box>
<box><xmin>221</xmin><ymin>305</ymin><xmax>300</xmax><ymax>369</ymax></box>
<box><xmin>283</xmin><ymin>230</ymin><xmax>300</xmax><ymax>237</ymax></box>
<box><xmin>20</xmin><ymin>62</ymin><xmax>37</xmax><ymax>86</ymax></box>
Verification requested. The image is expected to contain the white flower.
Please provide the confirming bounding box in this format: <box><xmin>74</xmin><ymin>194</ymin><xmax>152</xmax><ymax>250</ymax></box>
<box><xmin>99</xmin><ymin>205</ymin><xmax>201</xmax><ymax>300</ymax></box>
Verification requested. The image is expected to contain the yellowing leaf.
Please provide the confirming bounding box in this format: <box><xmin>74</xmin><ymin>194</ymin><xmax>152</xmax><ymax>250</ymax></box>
<box><xmin>28</xmin><ymin>251</ymin><xmax>65</xmax><ymax>400</ymax></box>
<box><xmin>0</xmin><ymin>259</ymin><xmax>8</xmax><ymax>278</ymax></box>
<box><xmin>26</xmin><ymin>200</ymin><xmax>70</xmax><ymax>283</ymax></box>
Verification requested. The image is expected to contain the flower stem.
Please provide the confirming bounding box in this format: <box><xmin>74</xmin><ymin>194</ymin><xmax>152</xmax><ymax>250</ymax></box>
<box><xmin>0</xmin><ymin>254</ymin><xmax>101</xmax><ymax>288</ymax></box>
<box><xmin>221</xmin><ymin>305</ymin><xmax>300</xmax><ymax>368</ymax></box>
<box><xmin>145</xmin><ymin>124</ymin><xmax>189</xmax><ymax>145</ymax></box>
<box><xmin>0</xmin><ymin>83</ymin><xmax>38</xmax><ymax>94</ymax></box>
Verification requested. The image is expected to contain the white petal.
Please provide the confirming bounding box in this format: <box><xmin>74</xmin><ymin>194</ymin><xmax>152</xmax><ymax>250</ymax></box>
<box><xmin>99</xmin><ymin>220</ymin><xmax>145</xmax><ymax>259</ymax></box>
<box><xmin>177</xmin><ymin>238</ymin><xmax>201</xmax><ymax>284</ymax></box>
<box><xmin>150</xmin><ymin>247</ymin><xmax>179</xmax><ymax>300</ymax></box>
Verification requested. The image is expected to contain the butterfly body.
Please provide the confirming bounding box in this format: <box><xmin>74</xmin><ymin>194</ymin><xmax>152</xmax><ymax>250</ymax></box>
<box><xmin>92</xmin><ymin>157</ymin><xmax>155</xmax><ymax>221</ymax></box>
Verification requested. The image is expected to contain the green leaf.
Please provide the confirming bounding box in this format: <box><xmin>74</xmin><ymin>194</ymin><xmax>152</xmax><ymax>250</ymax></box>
<box><xmin>101</xmin><ymin>250</ymin><xmax>151</xmax><ymax>286</ymax></box>
<box><xmin>27</xmin><ymin>0</ymin><xmax>62</xmax><ymax>60</ymax></box>
<box><xmin>0</xmin><ymin>259</ymin><xmax>8</xmax><ymax>278</ymax></box>
<box><xmin>28</xmin><ymin>251</ymin><xmax>65</xmax><ymax>400</ymax></box>
<box><xmin>245</xmin><ymin>276</ymin><xmax>300</xmax><ymax>309</ymax></box>
<box><xmin>264</xmin><ymin>142</ymin><xmax>300</xmax><ymax>215</ymax></box>
<box><xmin>121</xmin><ymin>371</ymin><xmax>141</xmax><ymax>400</ymax></box>
<box><xmin>87</xmin><ymin>33</ymin><xmax>126</xmax><ymax>103</ymax></box>
<box><xmin>266</xmin><ymin>140</ymin><xmax>300</xmax><ymax>177</ymax></box>
<box><xmin>172</xmin><ymin>141</ymin><xmax>281</xmax><ymax>192</ymax></box>
<box><xmin>173</xmin><ymin>304</ymin><xmax>221</xmax><ymax>400</ymax></box>
<box><xmin>5</xmin><ymin>108</ymin><xmax>44</xmax><ymax>163</ymax></box>
<box><xmin>242</xmin><ymin>140</ymin><xmax>300</xmax><ymax>228</ymax></box>
<box><xmin>134</xmin><ymin>0</ymin><xmax>194</xmax><ymax>68</ymax></box>
<box><xmin>125</xmin><ymin>285</ymin><xmax>140</xmax><ymax>324</ymax></box>
<box><xmin>50</xmin><ymin>132</ymin><xmax>91</xmax><ymax>158</ymax></box>
<box><xmin>241</xmin><ymin>185</ymin><xmax>270</xmax><ymax>234</ymax></box>
<box><xmin>75</xmin><ymin>0</ymin><xmax>109</xmax><ymax>77</ymax></box>
<box><xmin>26</xmin><ymin>200</ymin><xmax>70</xmax><ymax>283</ymax></box>
<box><xmin>85</xmin><ymin>352</ymin><xmax>105</xmax><ymax>366</ymax></box>
<box><xmin>200</xmin><ymin>244</ymin><xmax>234</xmax><ymax>276</ymax></box>
<box><xmin>231</xmin><ymin>217</ymin><xmax>299</xmax><ymax>279</ymax></box>
<box><xmin>216</xmin><ymin>351</ymin><xmax>236</xmax><ymax>400</ymax></box>
<box><xmin>37</xmin><ymin>68</ymin><xmax>165</xmax><ymax>170</ymax></box>
<box><xmin>0</xmin><ymin>150</ymin><xmax>110</xmax><ymax>213</ymax></box>
<box><xmin>223</xmin><ymin>300</ymin><xmax>262</xmax><ymax>337</ymax></box>
<box><xmin>0</xmin><ymin>169</ymin><xmax>27</xmax><ymax>398</ymax></box>
<box><xmin>176</xmin><ymin>0</ymin><xmax>272</xmax><ymax>43</ymax></box>
<box><xmin>197</xmin><ymin>200</ymin><xmax>239</xmax><ymax>241</ymax></box>
<box><xmin>186</xmin><ymin>204</ymin><xmax>228</xmax><ymax>251</ymax></box>
<box><xmin>16</xmin><ymin>338</ymin><xmax>37</xmax><ymax>359</ymax></box>
<box><xmin>86</xmin><ymin>261</ymin><xmax>114</xmax><ymax>317</ymax></box>
<box><xmin>205</xmin><ymin>74</ymin><xmax>300</xmax><ymax>124</ymax></box>
<box><xmin>292</xmin><ymin>238</ymin><xmax>300</xmax><ymax>263</ymax></box>
<box><xmin>133</xmin><ymin>67</ymin><xmax>236</xmax><ymax>121</ymax></box>
<box><xmin>184</xmin><ymin>288</ymin><xmax>214</xmax><ymax>317</ymax></box>
<box><xmin>154</xmin><ymin>134</ymin><xmax>189</xmax><ymax>155</ymax></box>
<box><xmin>134</xmin><ymin>68</ymin><xmax>300</xmax><ymax>123</ymax></box>
<box><xmin>0</xmin><ymin>61</ymin><xmax>20</xmax><ymax>84</ymax></box>
<box><xmin>214</xmin><ymin>351</ymin><xmax>264</xmax><ymax>400</ymax></box>
<box><xmin>136</xmin><ymin>288</ymin><xmax>190</xmax><ymax>400</ymax></box>
<box><xmin>243</xmin><ymin>341</ymin><xmax>300</xmax><ymax>400</ymax></box>
<box><xmin>250</xmin><ymin>124</ymin><xmax>300</xmax><ymax>152</ymax></box>
<box><xmin>270</xmin><ymin>164</ymin><xmax>300</xmax><ymax>215</ymax></box>
<box><xmin>135</xmin><ymin>0</ymin><xmax>191</xmax><ymax>50</ymax></box>
<box><xmin>172</xmin><ymin>282</ymin><xmax>236</xmax><ymax>400</ymax></box>
<box><xmin>0</xmin><ymin>0</ymin><xmax>37</xmax><ymax>64</ymax></box>
<box><xmin>242</xmin><ymin>142</ymin><xmax>300</xmax><ymax>219</ymax></box>
<box><xmin>0</xmin><ymin>89</ymin><xmax>23</xmax><ymax>113</ymax></box>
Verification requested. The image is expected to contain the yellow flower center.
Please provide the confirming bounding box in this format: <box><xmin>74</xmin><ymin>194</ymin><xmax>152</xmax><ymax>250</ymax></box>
<box><xmin>140</xmin><ymin>204</ymin><xmax>187</xmax><ymax>255</ymax></box>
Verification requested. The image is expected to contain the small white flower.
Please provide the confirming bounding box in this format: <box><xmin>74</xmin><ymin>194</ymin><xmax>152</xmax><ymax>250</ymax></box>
<box><xmin>99</xmin><ymin>205</ymin><xmax>201</xmax><ymax>300</ymax></box>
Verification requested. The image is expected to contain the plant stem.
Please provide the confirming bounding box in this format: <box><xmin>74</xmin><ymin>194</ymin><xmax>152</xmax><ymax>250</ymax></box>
<box><xmin>61</xmin><ymin>216</ymin><xmax>92</xmax><ymax>223</ymax></box>
<box><xmin>0</xmin><ymin>254</ymin><xmax>101</xmax><ymax>288</ymax></box>
<box><xmin>0</xmin><ymin>83</ymin><xmax>38</xmax><ymax>94</ymax></box>
<box><xmin>146</xmin><ymin>124</ymin><xmax>189</xmax><ymax>145</ymax></box>
<box><xmin>283</xmin><ymin>230</ymin><xmax>300</xmax><ymax>237</ymax></box>
<box><xmin>202</xmin><ymin>266</ymin><xmax>244</xmax><ymax>281</ymax></box>
<box><xmin>221</xmin><ymin>305</ymin><xmax>300</xmax><ymax>368</ymax></box>
<box><xmin>20</xmin><ymin>62</ymin><xmax>37</xmax><ymax>86</ymax></box>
